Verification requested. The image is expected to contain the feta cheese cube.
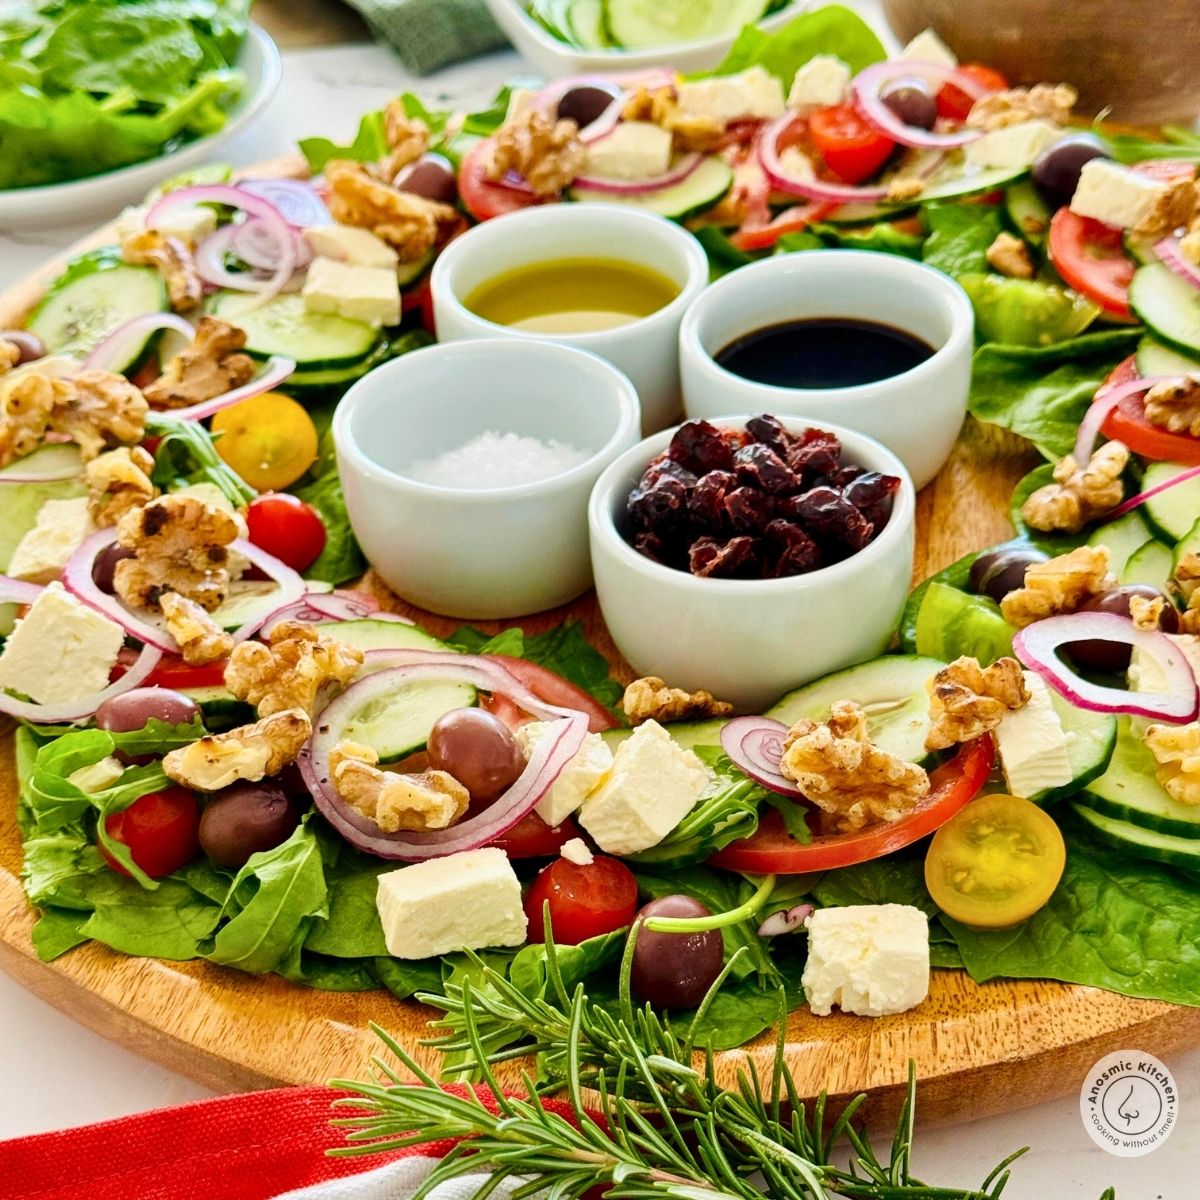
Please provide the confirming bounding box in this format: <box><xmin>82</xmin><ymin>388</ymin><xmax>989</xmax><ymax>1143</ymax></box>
<box><xmin>516</xmin><ymin>721</ymin><xmax>612</xmax><ymax>827</ymax></box>
<box><xmin>149</xmin><ymin>203</ymin><xmax>218</xmax><ymax>247</ymax></box>
<box><xmin>375</xmin><ymin>847</ymin><xmax>527</xmax><ymax>959</ymax></box>
<box><xmin>505</xmin><ymin>87</ymin><xmax>538</xmax><ymax>124</ymax></box>
<box><xmin>676</xmin><ymin>66</ymin><xmax>785</xmax><ymax>124</ymax></box>
<box><xmin>898</xmin><ymin>29</ymin><xmax>958</xmax><ymax>80</ymax></box>
<box><xmin>6</xmin><ymin>497</ymin><xmax>93</xmax><ymax>585</ymax></box>
<box><xmin>559</xmin><ymin>837</ymin><xmax>594</xmax><ymax>866</ymax></box>
<box><xmin>68</xmin><ymin>756</ymin><xmax>125</xmax><ymax>794</ymax></box>
<box><xmin>303</xmin><ymin>223</ymin><xmax>398</xmax><ymax>269</ymax></box>
<box><xmin>965</xmin><ymin>120</ymin><xmax>1062</xmax><ymax>170</ymax></box>
<box><xmin>787</xmin><ymin>55</ymin><xmax>851</xmax><ymax>111</ymax></box>
<box><xmin>995</xmin><ymin>672</ymin><xmax>1076</xmax><ymax>799</ymax></box>
<box><xmin>584</xmin><ymin>122</ymin><xmax>673</xmax><ymax>181</ymax></box>
<box><xmin>302</xmin><ymin>256</ymin><xmax>400</xmax><ymax>327</ymax></box>
<box><xmin>1070</xmin><ymin>159</ymin><xmax>1173</xmax><ymax>230</ymax></box>
<box><xmin>802</xmin><ymin>904</ymin><xmax>930</xmax><ymax>1017</ymax></box>
<box><xmin>578</xmin><ymin>720</ymin><xmax>710</xmax><ymax>855</ymax></box>
<box><xmin>0</xmin><ymin>582</ymin><xmax>125</xmax><ymax>706</ymax></box>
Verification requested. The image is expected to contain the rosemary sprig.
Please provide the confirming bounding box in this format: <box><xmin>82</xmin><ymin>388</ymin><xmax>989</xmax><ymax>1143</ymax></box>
<box><xmin>328</xmin><ymin>934</ymin><xmax>1117</xmax><ymax>1200</ymax></box>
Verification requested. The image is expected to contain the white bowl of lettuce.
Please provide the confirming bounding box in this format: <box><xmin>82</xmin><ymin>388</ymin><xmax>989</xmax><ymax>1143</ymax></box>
<box><xmin>0</xmin><ymin>6</ymin><xmax>281</xmax><ymax>227</ymax></box>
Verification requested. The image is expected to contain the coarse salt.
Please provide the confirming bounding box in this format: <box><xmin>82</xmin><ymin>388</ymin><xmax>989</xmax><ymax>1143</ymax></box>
<box><xmin>408</xmin><ymin>431</ymin><xmax>589</xmax><ymax>489</ymax></box>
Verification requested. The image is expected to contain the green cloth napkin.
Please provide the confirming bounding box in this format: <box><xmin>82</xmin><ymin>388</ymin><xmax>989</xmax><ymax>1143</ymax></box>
<box><xmin>343</xmin><ymin>0</ymin><xmax>509</xmax><ymax>75</ymax></box>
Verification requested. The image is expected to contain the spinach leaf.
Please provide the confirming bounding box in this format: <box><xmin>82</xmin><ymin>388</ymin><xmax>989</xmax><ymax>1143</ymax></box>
<box><xmin>684</xmin><ymin>970</ymin><xmax>803</xmax><ymax>1051</ymax></box>
<box><xmin>300</xmin><ymin>111</ymin><xmax>389</xmax><ymax>174</ymax></box>
<box><xmin>508</xmin><ymin>929</ymin><xmax>625</xmax><ymax>998</ymax></box>
<box><xmin>693</xmin><ymin>226</ymin><xmax>756</xmax><ymax>279</ymax></box>
<box><xmin>921</xmin><ymin>204</ymin><xmax>1003</xmax><ymax>278</ymax></box>
<box><xmin>375</xmin><ymin>956</ymin><xmax>441</xmax><ymax>1000</ymax></box>
<box><xmin>81</xmin><ymin>878</ymin><xmax>221</xmax><ymax>960</ymax></box>
<box><xmin>293</xmin><ymin>465</ymin><xmax>366</xmax><ymax>586</ymax></box>
<box><xmin>812</xmin><ymin>220</ymin><xmax>925</xmax><ymax>258</ymax></box>
<box><xmin>304</xmin><ymin>855</ymin><xmax>390</xmax><ymax>958</ymax></box>
<box><xmin>275</xmin><ymin>946</ymin><xmax>379</xmax><ymax>991</ymax></box>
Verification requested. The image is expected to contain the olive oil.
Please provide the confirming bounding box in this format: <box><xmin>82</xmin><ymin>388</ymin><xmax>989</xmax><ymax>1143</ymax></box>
<box><xmin>465</xmin><ymin>257</ymin><xmax>680</xmax><ymax>333</ymax></box>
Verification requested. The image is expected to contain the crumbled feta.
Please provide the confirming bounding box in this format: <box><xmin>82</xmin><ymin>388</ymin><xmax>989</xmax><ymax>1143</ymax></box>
<box><xmin>802</xmin><ymin>904</ymin><xmax>930</xmax><ymax>1018</ymax></box>
<box><xmin>584</xmin><ymin>121</ymin><xmax>673</xmax><ymax>181</ymax></box>
<box><xmin>898</xmin><ymin>29</ymin><xmax>957</xmax><ymax>85</ymax></box>
<box><xmin>6</xmin><ymin>497</ymin><xmax>93</xmax><ymax>585</ymax></box>
<box><xmin>303</xmin><ymin>223</ymin><xmax>398</xmax><ymax>269</ymax></box>
<box><xmin>505</xmin><ymin>87</ymin><xmax>538</xmax><ymax>124</ymax></box>
<box><xmin>68</xmin><ymin>756</ymin><xmax>125</xmax><ymax>794</ymax></box>
<box><xmin>559</xmin><ymin>837</ymin><xmax>594</xmax><ymax>866</ymax></box>
<box><xmin>0</xmin><ymin>582</ymin><xmax>125</xmax><ymax>706</ymax></box>
<box><xmin>515</xmin><ymin>720</ymin><xmax>613</xmax><ymax>826</ymax></box>
<box><xmin>676</xmin><ymin>66</ymin><xmax>785</xmax><ymax>123</ymax></box>
<box><xmin>995</xmin><ymin>672</ymin><xmax>1076</xmax><ymax>799</ymax></box>
<box><xmin>375</xmin><ymin>847</ymin><xmax>527</xmax><ymax>959</ymax></box>
<box><xmin>965</xmin><ymin>121</ymin><xmax>1063</xmax><ymax>170</ymax></box>
<box><xmin>149</xmin><ymin>203</ymin><xmax>218</xmax><ymax>247</ymax></box>
<box><xmin>787</xmin><ymin>55</ymin><xmax>851</xmax><ymax>111</ymax></box>
<box><xmin>302</xmin><ymin>256</ymin><xmax>400</xmax><ymax>327</ymax></box>
<box><xmin>1070</xmin><ymin>159</ymin><xmax>1173</xmax><ymax>230</ymax></box>
<box><xmin>578</xmin><ymin>720</ymin><xmax>710</xmax><ymax>855</ymax></box>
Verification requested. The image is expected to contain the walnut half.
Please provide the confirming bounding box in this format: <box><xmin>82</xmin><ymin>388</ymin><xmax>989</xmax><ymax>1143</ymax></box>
<box><xmin>143</xmin><ymin>317</ymin><xmax>256</xmax><ymax>410</ymax></box>
<box><xmin>1000</xmin><ymin>544</ymin><xmax>1115</xmax><ymax>628</ymax></box>
<box><xmin>329</xmin><ymin>741</ymin><xmax>469</xmax><ymax>832</ymax></box>
<box><xmin>485</xmin><ymin>108</ymin><xmax>586</xmax><ymax>197</ymax></box>
<box><xmin>86</xmin><ymin>445</ymin><xmax>158</xmax><ymax>527</ymax></box>
<box><xmin>1144</xmin><ymin>722</ymin><xmax>1200</xmax><ymax>806</ymax></box>
<box><xmin>925</xmin><ymin>656</ymin><xmax>1029</xmax><ymax>752</ymax></box>
<box><xmin>621</xmin><ymin>676</ymin><xmax>733</xmax><ymax>726</ymax></box>
<box><xmin>1021</xmin><ymin>441</ymin><xmax>1128</xmax><ymax>534</ymax></box>
<box><xmin>160</xmin><ymin>591</ymin><xmax>234</xmax><ymax>666</ymax></box>
<box><xmin>163</xmin><ymin>709</ymin><xmax>311</xmax><ymax>791</ymax></box>
<box><xmin>1144</xmin><ymin>374</ymin><xmax>1200</xmax><ymax>439</ymax></box>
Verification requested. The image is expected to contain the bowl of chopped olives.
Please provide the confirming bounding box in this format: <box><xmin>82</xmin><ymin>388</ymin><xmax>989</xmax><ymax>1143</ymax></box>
<box><xmin>587</xmin><ymin>414</ymin><xmax>915</xmax><ymax>710</ymax></box>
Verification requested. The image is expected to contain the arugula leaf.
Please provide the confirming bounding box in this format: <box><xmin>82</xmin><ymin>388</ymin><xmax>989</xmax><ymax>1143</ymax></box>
<box><xmin>149</xmin><ymin>413</ymin><xmax>256</xmax><ymax>507</ymax></box>
<box><xmin>300</xmin><ymin>111</ymin><xmax>389</xmax><ymax>173</ymax></box>
<box><xmin>1106</xmin><ymin>126</ymin><xmax>1200</xmax><ymax>164</ymax></box>
<box><xmin>921</xmin><ymin>204</ymin><xmax>1003</xmax><ymax>278</ymax></box>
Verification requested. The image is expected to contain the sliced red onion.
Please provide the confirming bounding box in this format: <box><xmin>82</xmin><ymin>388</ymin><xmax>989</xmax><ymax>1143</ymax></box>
<box><xmin>1075</xmin><ymin>374</ymin><xmax>1177</xmax><ymax>464</ymax></box>
<box><xmin>299</xmin><ymin>664</ymin><xmax>588</xmax><ymax>860</ymax></box>
<box><xmin>167</xmin><ymin>355</ymin><xmax>296</xmax><ymax>422</ymax></box>
<box><xmin>1108</xmin><ymin>462</ymin><xmax>1200</xmax><ymax>520</ymax></box>
<box><xmin>196</xmin><ymin>224</ymin><xmax>297</xmax><ymax>294</ymax></box>
<box><xmin>758</xmin><ymin>903</ymin><xmax>814</xmax><ymax>937</ymax></box>
<box><xmin>852</xmin><ymin>61</ymin><xmax>987</xmax><ymax>149</ymax></box>
<box><xmin>0</xmin><ymin>641</ymin><xmax>162</xmax><ymax>724</ymax></box>
<box><xmin>0</xmin><ymin>444</ymin><xmax>84</xmax><ymax>484</ymax></box>
<box><xmin>227</xmin><ymin>541</ymin><xmax>307</xmax><ymax>642</ymax></box>
<box><xmin>573</xmin><ymin>151</ymin><xmax>703</xmax><ymax>195</ymax></box>
<box><xmin>83</xmin><ymin>312</ymin><xmax>196</xmax><ymax>373</ymax></box>
<box><xmin>258</xmin><ymin>589</ymin><xmax>412</xmax><ymax>637</ymax></box>
<box><xmin>721</xmin><ymin>715</ymin><xmax>806</xmax><ymax>798</ymax></box>
<box><xmin>1155</xmin><ymin>236</ymin><xmax>1200</xmax><ymax>290</ymax></box>
<box><xmin>234</xmin><ymin>218</ymin><xmax>313</xmax><ymax>272</ymax></box>
<box><xmin>1014</xmin><ymin>612</ymin><xmax>1199</xmax><ymax>723</ymax></box>
<box><xmin>0</xmin><ymin>576</ymin><xmax>44</xmax><ymax>605</ymax></box>
<box><xmin>239</xmin><ymin>178</ymin><xmax>332</xmax><ymax>228</ymax></box>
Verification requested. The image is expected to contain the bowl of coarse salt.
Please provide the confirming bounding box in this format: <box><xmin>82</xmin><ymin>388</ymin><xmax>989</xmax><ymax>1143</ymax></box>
<box><xmin>333</xmin><ymin>338</ymin><xmax>641</xmax><ymax>618</ymax></box>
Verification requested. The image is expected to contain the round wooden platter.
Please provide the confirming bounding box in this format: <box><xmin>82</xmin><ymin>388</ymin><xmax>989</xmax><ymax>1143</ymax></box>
<box><xmin>3</xmin><ymin>182</ymin><xmax>1200</xmax><ymax>1132</ymax></box>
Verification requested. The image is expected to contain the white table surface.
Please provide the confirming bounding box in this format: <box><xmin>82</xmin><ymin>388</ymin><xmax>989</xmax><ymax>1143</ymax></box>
<box><xmin>2</xmin><ymin>26</ymin><xmax>1199</xmax><ymax>1200</ymax></box>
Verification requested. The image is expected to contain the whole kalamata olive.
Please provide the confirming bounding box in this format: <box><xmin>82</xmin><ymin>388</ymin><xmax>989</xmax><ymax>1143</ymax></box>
<box><xmin>199</xmin><ymin>782</ymin><xmax>303</xmax><ymax>870</ymax></box>
<box><xmin>629</xmin><ymin>895</ymin><xmax>724</xmax><ymax>1010</ymax></box>
<box><xmin>968</xmin><ymin>547</ymin><xmax>1049</xmax><ymax>604</ymax></box>
<box><xmin>426</xmin><ymin>707</ymin><xmax>526</xmax><ymax>805</ymax></box>
<box><xmin>556</xmin><ymin>83</ymin><xmax>621</xmax><ymax>130</ymax></box>
<box><xmin>881</xmin><ymin>81</ymin><xmax>937</xmax><ymax>131</ymax></box>
<box><xmin>0</xmin><ymin>329</ymin><xmax>45</xmax><ymax>365</ymax></box>
<box><xmin>1031</xmin><ymin>133</ymin><xmax>1110</xmax><ymax>210</ymax></box>
<box><xmin>1069</xmin><ymin>585</ymin><xmax>1181</xmax><ymax>672</ymax></box>
<box><xmin>96</xmin><ymin>688</ymin><xmax>201</xmax><ymax>732</ymax></box>
<box><xmin>92</xmin><ymin>542</ymin><xmax>136</xmax><ymax>594</ymax></box>
<box><xmin>394</xmin><ymin>152</ymin><xmax>458</xmax><ymax>204</ymax></box>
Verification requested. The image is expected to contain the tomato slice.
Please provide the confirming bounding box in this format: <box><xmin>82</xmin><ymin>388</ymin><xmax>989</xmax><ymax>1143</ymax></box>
<box><xmin>487</xmin><ymin>654</ymin><xmax>620</xmax><ymax>732</ymax></box>
<box><xmin>1047</xmin><ymin>208</ymin><xmax>1136</xmax><ymax>318</ymax></box>
<box><xmin>924</xmin><ymin>793</ymin><xmax>1065</xmax><ymax>928</ymax></box>
<box><xmin>489</xmin><ymin>810</ymin><xmax>581</xmax><ymax>858</ymax></box>
<box><xmin>1094</xmin><ymin>354</ymin><xmax>1200</xmax><ymax>463</ymax></box>
<box><xmin>524</xmin><ymin>853</ymin><xmax>639</xmax><ymax>944</ymax></box>
<box><xmin>101</xmin><ymin>786</ymin><xmax>201</xmax><ymax>878</ymax></box>
<box><xmin>731</xmin><ymin>200</ymin><xmax>836</xmax><ymax>251</ymax></box>
<box><xmin>708</xmin><ymin>735</ymin><xmax>995</xmax><ymax>873</ymax></box>
<box><xmin>113</xmin><ymin>649</ymin><xmax>227</xmax><ymax>690</ymax></box>
<box><xmin>458</xmin><ymin>138</ymin><xmax>546</xmax><ymax>222</ymax></box>
<box><xmin>936</xmin><ymin>64</ymin><xmax>1007</xmax><ymax>123</ymax></box>
<box><xmin>808</xmin><ymin>104</ymin><xmax>896</xmax><ymax>184</ymax></box>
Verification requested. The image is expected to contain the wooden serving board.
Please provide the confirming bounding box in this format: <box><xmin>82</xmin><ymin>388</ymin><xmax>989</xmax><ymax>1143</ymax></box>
<box><xmin>3</xmin><ymin>185</ymin><xmax>1200</xmax><ymax>1130</ymax></box>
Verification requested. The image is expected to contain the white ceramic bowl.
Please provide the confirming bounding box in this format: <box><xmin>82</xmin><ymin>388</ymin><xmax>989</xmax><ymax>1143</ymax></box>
<box><xmin>679</xmin><ymin>251</ymin><xmax>974</xmax><ymax>490</ymax></box>
<box><xmin>0</xmin><ymin>24</ymin><xmax>281</xmax><ymax>228</ymax></box>
<box><xmin>588</xmin><ymin>415</ymin><xmax>916</xmax><ymax>711</ymax></box>
<box><xmin>431</xmin><ymin>203</ymin><xmax>709</xmax><ymax>436</ymax></box>
<box><xmin>334</xmin><ymin>339</ymin><xmax>641</xmax><ymax>619</ymax></box>
<box><xmin>484</xmin><ymin>0</ymin><xmax>809</xmax><ymax>77</ymax></box>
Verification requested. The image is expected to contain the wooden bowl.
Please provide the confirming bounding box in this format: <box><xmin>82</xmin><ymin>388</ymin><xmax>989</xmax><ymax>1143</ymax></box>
<box><xmin>883</xmin><ymin>0</ymin><xmax>1200</xmax><ymax>125</ymax></box>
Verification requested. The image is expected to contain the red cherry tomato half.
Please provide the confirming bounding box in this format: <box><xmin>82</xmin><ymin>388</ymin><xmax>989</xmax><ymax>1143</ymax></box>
<box><xmin>808</xmin><ymin>104</ymin><xmax>896</xmax><ymax>184</ymax></box>
<box><xmin>246</xmin><ymin>493</ymin><xmax>327</xmax><ymax>573</ymax></box>
<box><xmin>1097</xmin><ymin>354</ymin><xmax>1200</xmax><ymax>464</ymax></box>
<box><xmin>1047</xmin><ymin>208</ymin><xmax>1136</xmax><ymax>318</ymax></box>
<box><xmin>709</xmin><ymin>735</ymin><xmax>995</xmax><ymax>874</ymax></box>
<box><xmin>486</xmin><ymin>654</ymin><xmax>620</xmax><ymax>732</ymax></box>
<box><xmin>112</xmin><ymin>647</ymin><xmax>227</xmax><ymax>690</ymax></box>
<box><xmin>458</xmin><ymin>138</ymin><xmax>545</xmax><ymax>222</ymax></box>
<box><xmin>936</xmin><ymin>64</ymin><xmax>1007</xmax><ymax>123</ymax></box>
<box><xmin>101</xmin><ymin>786</ymin><xmax>201</xmax><ymax>878</ymax></box>
<box><xmin>524</xmin><ymin>853</ymin><xmax>639</xmax><ymax>944</ymax></box>
<box><xmin>490</xmin><ymin>811</ymin><xmax>582</xmax><ymax>859</ymax></box>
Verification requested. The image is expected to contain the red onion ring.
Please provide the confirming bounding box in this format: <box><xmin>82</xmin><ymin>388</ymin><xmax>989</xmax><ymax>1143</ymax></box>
<box><xmin>1107</xmin><ymin>462</ymin><xmax>1200</xmax><ymax>520</ymax></box>
<box><xmin>0</xmin><ymin>444</ymin><xmax>84</xmax><ymax>484</ymax></box>
<box><xmin>258</xmin><ymin>589</ymin><xmax>416</xmax><ymax>637</ymax></box>
<box><xmin>0</xmin><ymin>577</ymin><xmax>45</xmax><ymax>605</ymax></box>
<box><xmin>573</xmin><ymin>151</ymin><xmax>704</xmax><ymax>195</ymax></box>
<box><xmin>1155</xmin><ymin>236</ymin><xmax>1200</xmax><ymax>291</ymax></box>
<box><xmin>1075</xmin><ymin>374</ymin><xmax>1178</xmax><ymax>464</ymax></box>
<box><xmin>758</xmin><ymin>903</ymin><xmax>814</xmax><ymax>937</ymax></box>
<box><xmin>195</xmin><ymin>224</ymin><xmax>302</xmax><ymax>295</ymax></box>
<box><xmin>1014</xmin><ymin>612</ymin><xmax>1199</xmax><ymax>723</ymax></box>
<box><xmin>83</xmin><ymin>312</ymin><xmax>196</xmax><ymax>373</ymax></box>
<box><xmin>234</xmin><ymin>219</ymin><xmax>313</xmax><ymax>272</ymax></box>
<box><xmin>167</xmin><ymin>355</ymin><xmax>296</xmax><ymax>422</ymax></box>
<box><xmin>851</xmin><ymin>61</ymin><xmax>988</xmax><ymax>149</ymax></box>
<box><xmin>720</xmin><ymin>715</ymin><xmax>806</xmax><ymax>798</ymax></box>
<box><xmin>299</xmin><ymin>663</ymin><xmax>588</xmax><ymax>860</ymax></box>
<box><xmin>239</xmin><ymin>178</ymin><xmax>332</xmax><ymax>228</ymax></box>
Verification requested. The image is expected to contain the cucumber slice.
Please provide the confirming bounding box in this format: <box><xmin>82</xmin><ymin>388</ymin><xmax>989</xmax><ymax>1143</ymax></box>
<box><xmin>0</xmin><ymin>477</ymin><xmax>86</xmax><ymax>574</ymax></box>
<box><xmin>899</xmin><ymin>162</ymin><xmax>1029</xmax><ymax>206</ymax></box>
<box><xmin>1086</xmin><ymin>508</ymin><xmax>1152</xmax><ymax>578</ymax></box>
<box><xmin>211</xmin><ymin>580</ymin><xmax>290</xmax><ymax>631</ymax></box>
<box><xmin>1136</xmin><ymin>335</ymin><xmax>1200</xmax><ymax>377</ymax></box>
<box><xmin>1129</xmin><ymin>262</ymin><xmax>1200</xmax><ymax>357</ymax></box>
<box><xmin>1073</xmin><ymin>802</ymin><xmax>1200</xmax><ymax>869</ymax></box>
<box><xmin>1121</xmin><ymin>538</ymin><xmax>1175</xmax><ymax>591</ymax></box>
<box><xmin>819</xmin><ymin>202</ymin><xmax>909</xmax><ymax>225</ymax></box>
<box><xmin>1141</xmin><ymin>460</ymin><xmax>1200</xmax><ymax>541</ymax></box>
<box><xmin>567</xmin><ymin>0</ymin><xmax>608</xmax><ymax>47</ymax></box>
<box><xmin>569</xmin><ymin>155</ymin><xmax>733</xmax><ymax>221</ymax></box>
<box><xmin>1124</xmin><ymin>233</ymin><xmax>1160</xmax><ymax>266</ymax></box>
<box><xmin>28</xmin><ymin>265</ymin><xmax>168</xmax><ymax>367</ymax></box>
<box><xmin>1174</xmin><ymin>514</ymin><xmax>1200</xmax><ymax>576</ymax></box>
<box><xmin>207</xmin><ymin>292</ymin><xmax>379</xmax><ymax>369</ymax></box>
<box><xmin>603</xmin><ymin>0</ymin><xmax>768</xmax><ymax>48</ymax></box>
<box><xmin>1004</xmin><ymin>179</ymin><xmax>1052</xmax><ymax>247</ymax></box>
<box><xmin>1027</xmin><ymin>691</ymin><xmax>1116</xmax><ymax>806</ymax></box>
<box><xmin>1079</xmin><ymin>717</ymin><xmax>1200</xmax><ymax>838</ymax></box>
<box><xmin>601</xmin><ymin>716</ymin><xmax>725</xmax><ymax>755</ymax></box>
<box><xmin>178</xmin><ymin>685</ymin><xmax>254</xmax><ymax>729</ymax></box>
<box><xmin>765</xmin><ymin>654</ymin><xmax>945</xmax><ymax>765</ymax></box>
<box><xmin>914</xmin><ymin>580</ymin><xmax>1014</xmax><ymax>667</ymax></box>
<box><xmin>0</xmin><ymin>444</ymin><xmax>83</xmax><ymax>482</ymax></box>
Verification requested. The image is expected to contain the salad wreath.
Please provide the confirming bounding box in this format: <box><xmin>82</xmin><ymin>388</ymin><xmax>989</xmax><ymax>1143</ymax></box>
<box><xmin>2</xmin><ymin>7</ymin><xmax>1200</xmax><ymax>1052</ymax></box>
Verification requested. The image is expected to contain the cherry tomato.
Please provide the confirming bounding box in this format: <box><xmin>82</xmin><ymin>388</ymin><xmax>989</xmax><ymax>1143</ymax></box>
<box><xmin>1047</xmin><ymin>208</ymin><xmax>1136</xmax><ymax>318</ymax></box>
<box><xmin>808</xmin><ymin>104</ymin><xmax>896</xmax><ymax>184</ymax></box>
<box><xmin>402</xmin><ymin>274</ymin><xmax>436</xmax><ymax>335</ymax></box>
<box><xmin>210</xmin><ymin>392</ymin><xmax>319</xmax><ymax>492</ymax></box>
<box><xmin>458</xmin><ymin>138</ymin><xmax>545</xmax><ymax>222</ymax></box>
<box><xmin>101</xmin><ymin>786</ymin><xmax>201</xmax><ymax>878</ymax></box>
<box><xmin>489</xmin><ymin>811</ymin><xmax>581</xmax><ymax>858</ymax></box>
<box><xmin>246</xmin><ymin>493</ymin><xmax>327</xmax><ymax>573</ymax></box>
<box><xmin>486</xmin><ymin>655</ymin><xmax>620</xmax><ymax>732</ymax></box>
<box><xmin>709</xmin><ymin>735</ymin><xmax>995</xmax><ymax>874</ymax></box>
<box><xmin>731</xmin><ymin>200</ymin><xmax>837</xmax><ymax>251</ymax></box>
<box><xmin>924</xmin><ymin>793</ymin><xmax>1065</xmax><ymax>928</ymax></box>
<box><xmin>524</xmin><ymin>853</ymin><xmax>639</xmax><ymax>944</ymax></box>
<box><xmin>936</xmin><ymin>64</ymin><xmax>1007</xmax><ymax>123</ymax></box>
<box><xmin>112</xmin><ymin>647</ymin><xmax>227</xmax><ymax>690</ymax></box>
<box><xmin>1095</xmin><ymin>355</ymin><xmax>1200</xmax><ymax>464</ymax></box>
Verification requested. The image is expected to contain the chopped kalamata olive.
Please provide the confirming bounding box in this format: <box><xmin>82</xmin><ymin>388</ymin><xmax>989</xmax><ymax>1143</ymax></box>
<box><xmin>689</xmin><ymin>535</ymin><xmax>758</xmax><ymax>578</ymax></box>
<box><xmin>1071</xmin><ymin>585</ymin><xmax>1182</xmax><ymax>671</ymax></box>
<box><xmin>557</xmin><ymin>82</ymin><xmax>622</xmax><ymax>129</ymax></box>
<box><xmin>628</xmin><ymin>476</ymin><xmax>690</xmax><ymax>534</ymax></box>
<box><xmin>968</xmin><ymin>548</ymin><xmax>1048</xmax><ymax>603</ymax></box>
<box><xmin>733</xmin><ymin>442</ymin><xmax>797</xmax><ymax>494</ymax></box>
<box><xmin>746</xmin><ymin>413</ymin><xmax>791</xmax><ymax>456</ymax></box>
<box><xmin>394</xmin><ymin>153</ymin><xmax>458</xmax><ymax>204</ymax></box>
<box><xmin>724</xmin><ymin>485</ymin><xmax>774</xmax><ymax>532</ymax></box>
<box><xmin>688</xmin><ymin>469</ymin><xmax>736</xmax><ymax>528</ymax></box>
<box><xmin>843</xmin><ymin>472</ymin><xmax>901</xmax><ymax>530</ymax></box>
<box><xmin>881</xmin><ymin>81</ymin><xmax>938</xmax><ymax>131</ymax></box>
<box><xmin>789</xmin><ymin>486</ymin><xmax>874</xmax><ymax>550</ymax></box>
<box><xmin>786</xmin><ymin>427</ymin><xmax>842</xmax><ymax>480</ymax></box>
<box><xmin>668</xmin><ymin>419</ymin><xmax>735</xmax><ymax>475</ymax></box>
<box><xmin>769</xmin><ymin>522</ymin><xmax>823</xmax><ymax>576</ymax></box>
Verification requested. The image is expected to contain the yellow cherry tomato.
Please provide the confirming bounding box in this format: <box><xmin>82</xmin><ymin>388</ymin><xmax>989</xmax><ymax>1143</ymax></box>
<box><xmin>210</xmin><ymin>391</ymin><xmax>318</xmax><ymax>492</ymax></box>
<box><xmin>924</xmin><ymin>793</ymin><xmax>1066</xmax><ymax>930</ymax></box>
